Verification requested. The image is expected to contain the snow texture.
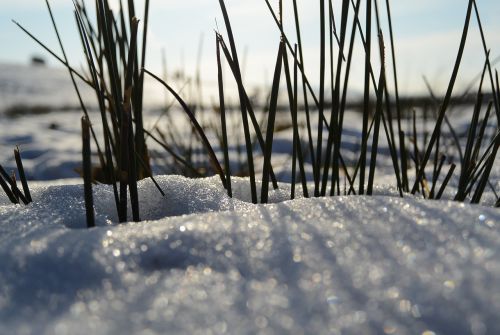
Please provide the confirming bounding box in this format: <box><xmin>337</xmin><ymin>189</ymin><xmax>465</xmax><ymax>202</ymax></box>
<box><xmin>0</xmin><ymin>175</ymin><xmax>499</xmax><ymax>335</ymax></box>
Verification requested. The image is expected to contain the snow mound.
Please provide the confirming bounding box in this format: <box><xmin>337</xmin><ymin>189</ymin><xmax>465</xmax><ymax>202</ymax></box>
<box><xmin>0</xmin><ymin>175</ymin><xmax>299</xmax><ymax>228</ymax></box>
<box><xmin>0</xmin><ymin>176</ymin><xmax>499</xmax><ymax>334</ymax></box>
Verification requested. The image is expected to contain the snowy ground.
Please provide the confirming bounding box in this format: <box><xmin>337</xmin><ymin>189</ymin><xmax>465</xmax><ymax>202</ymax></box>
<box><xmin>1</xmin><ymin>64</ymin><xmax>500</xmax><ymax>334</ymax></box>
<box><xmin>0</xmin><ymin>176</ymin><xmax>499</xmax><ymax>334</ymax></box>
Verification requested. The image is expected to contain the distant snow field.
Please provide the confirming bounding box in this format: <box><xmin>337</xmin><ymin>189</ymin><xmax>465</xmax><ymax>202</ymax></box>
<box><xmin>0</xmin><ymin>175</ymin><xmax>499</xmax><ymax>334</ymax></box>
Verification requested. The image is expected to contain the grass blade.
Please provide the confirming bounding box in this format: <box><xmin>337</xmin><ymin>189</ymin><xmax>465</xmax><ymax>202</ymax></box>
<box><xmin>218</xmin><ymin>0</ymin><xmax>257</xmax><ymax>203</ymax></box>
<box><xmin>314</xmin><ymin>0</ymin><xmax>327</xmax><ymax>197</ymax></box>
<box><xmin>472</xmin><ymin>102</ymin><xmax>493</xmax><ymax>165</ymax></box>
<box><xmin>321</xmin><ymin>0</ymin><xmax>349</xmax><ymax>196</ymax></box>
<box><xmin>411</xmin><ymin>0</ymin><xmax>475</xmax><ymax>194</ymax></box>
<box><xmin>359</xmin><ymin>0</ymin><xmax>373</xmax><ymax>195</ymax></box>
<box><xmin>14</xmin><ymin>147</ymin><xmax>32</xmax><ymax>203</ymax></box>
<box><xmin>288</xmin><ymin>44</ymin><xmax>309</xmax><ymax>198</ymax></box>
<box><xmin>261</xmin><ymin>41</ymin><xmax>285</xmax><ymax>203</ymax></box>
<box><xmin>436</xmin><ymin>164</ymin><xmax>456</xmax><ymax>200</ymax></box>
<box><xmin>456</xmin><ymin>56</ymin><xmax>489</xmax><ymax>200</ymax></box>
<box><xmin>292</xmin><ymin>0</ymin><xmax>317</xmax><ymax>184</ymax></box>
<box><xmin>384</xmin><ymin>0</ymin><xmax>407</xmax><ymax>191</ymax></box>
<box><xmin>144</xmin><ymin>69</ymin><xmax>227</xmax><ymax>188</ymax></box>
<box><xmin>10</xmin><ymin>172</ymin><xmax>19</xmax><ymax>204</ymax></box>
<box><xmin>12</xmin><ymin>20</ymin><xmax>92</xmax><ymax>87</ymax></box>
<box><xmin>472</xmin><ymin>0</ymin><xmax>500</xmax><ymax>122</ymax></box>
<box><xmin>367</xmin><ymin>32</ymin><xmax>386</xmax><ymax>195</ymax></box>
<box><xmin>0</xmin><ymin>169</ymin><xmax>18</xmax><ymax>204</ymax></box>
<box><xmin>124</xmin><ymin>17</ymin><xmax>140</xmax><ymax>222</ymax></box>
<box><xmin>45</xmin><ymin>0</ymin><xmax>106</xmax><ymax>171</ymax></box>
<box><xmin>429</xmin><ymin>154</ymin><xmax>446</xmax><ymax>199</ymax></box>
<box><xmin>0</xmin><ymin>165</ymin><xmax>27</xmax><ymax>204</ymax></box>
<box><xmin>134</xmin><ymin>0</ymin><xmax>151</xmax><ymax>179</ymax></box>
<box><xmin>74</xmin><ymin>4</ymin><xmax>120</xmax><ymax>214</ymax></box>
<box><xmin>82</xmin><ymin>116</ymin><xmax>95</xmax><ymax>228</ymax></box>
<box><xmin>150</xmin><ymin>128</ymin><xmax>202</xmax><ymax>177</ymax></box>
<box><xmin>471</xmin><ymin>132</ymin><xmax>500</xmax><ymax>204</ymax></box>
<box><xmin>217</xmin><ymin>36</ymin><xmax>279</xmax><ymax>189</ymax></box>
<box><xmin>216</xmin><ymin>36</ymin><xmax>232</xmax><ymax>197</ymax></box>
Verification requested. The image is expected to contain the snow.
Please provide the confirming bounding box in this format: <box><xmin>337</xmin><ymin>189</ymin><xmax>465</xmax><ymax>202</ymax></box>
<box><xmin>0</xmin><ymin>175</ymin><xmax>499</xmax><ymax>334</ymax></box>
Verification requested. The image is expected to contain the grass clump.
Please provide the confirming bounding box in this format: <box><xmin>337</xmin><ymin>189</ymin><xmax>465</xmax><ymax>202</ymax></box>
<box><xmin>16</xmin><ymin>0</ymin><xmax>166</xmax><ymax>223</ymax></box>
<box><xmin>208</xmin><ymin>0</ymin><xmax>499</xmax><ymax>206</ymax></box>
<box><xmin>0</xmin><ymin>148</ymin><xmax>32</xmax><ymax>205</ymax></box>
<box><xmin>15</xmin><ymin>0</ymin><xmax>500</xmax><ymax>224</ymax></box>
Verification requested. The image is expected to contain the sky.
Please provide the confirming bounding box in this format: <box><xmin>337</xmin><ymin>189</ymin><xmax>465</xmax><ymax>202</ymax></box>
<box><xmin>0</xmin><ymin>0</ymin><xmax>499</xmax><ymax>99</ymax></box>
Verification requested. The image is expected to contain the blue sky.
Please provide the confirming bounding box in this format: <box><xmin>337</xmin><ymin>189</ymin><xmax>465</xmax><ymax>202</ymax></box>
<box><xmin>1</xmin><ymin>0</ymin><xmax>499</xmax><ymax>96</ymax></box>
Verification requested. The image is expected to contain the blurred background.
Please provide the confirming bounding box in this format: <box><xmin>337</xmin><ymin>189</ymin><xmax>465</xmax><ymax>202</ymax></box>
<box><xmin>0</xmin><ymin>0</ymin><xmax>499</xmax><ymax>111</ymax></box>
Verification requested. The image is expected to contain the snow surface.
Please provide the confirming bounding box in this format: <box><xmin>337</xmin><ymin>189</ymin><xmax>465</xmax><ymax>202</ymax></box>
<box><xmin>1</xmin><ymin>175</ymin><xmax>499</xmax><ymax>334</ymax></box>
